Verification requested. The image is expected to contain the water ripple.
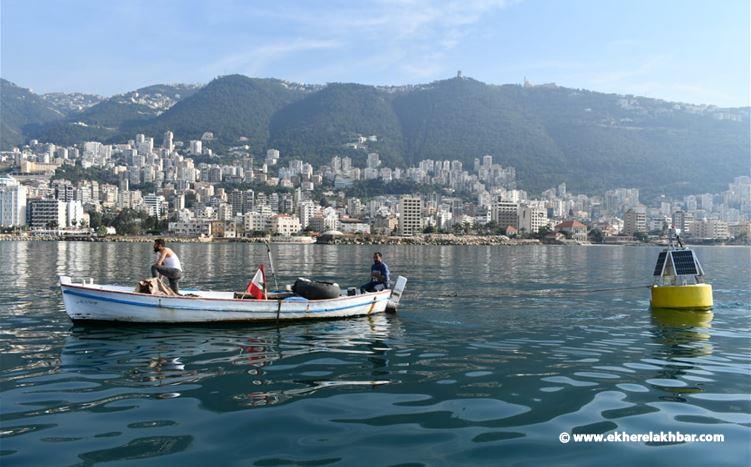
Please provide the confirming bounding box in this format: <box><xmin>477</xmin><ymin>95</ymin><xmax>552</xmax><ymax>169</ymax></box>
<box><xmin>1</xmin><ymin>242</ymin><xmax>749</xmax><ymax>465</ymax></box>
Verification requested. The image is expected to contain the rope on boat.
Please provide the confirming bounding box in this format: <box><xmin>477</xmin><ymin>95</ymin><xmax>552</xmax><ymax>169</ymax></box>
<box><xmin>435</xmin><ymin>284</ymin><xmax>652</xmax><ymax>299</ymax></box>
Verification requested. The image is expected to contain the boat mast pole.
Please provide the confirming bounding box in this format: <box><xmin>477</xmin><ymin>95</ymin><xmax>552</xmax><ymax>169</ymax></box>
<box><xmin>668</xmin><ymin>226</ymin><xmax>675</xmax><ymax>249</ymax></box>
<box><xmin>265</xmin><ymin>239</ymin><xmax>279</xmax><ymax>292</ymax></box>
<box><xmin>669</xmin><ymin>225</ymin><xmax>683</xmax><ymax>249</ymax></box>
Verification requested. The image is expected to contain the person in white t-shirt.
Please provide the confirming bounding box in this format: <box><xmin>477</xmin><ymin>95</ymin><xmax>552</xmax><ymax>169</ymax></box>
<box><xmin>151</xmin><ymin>238</ymin><xmax>183</xmax><ymax>294</ymax></box>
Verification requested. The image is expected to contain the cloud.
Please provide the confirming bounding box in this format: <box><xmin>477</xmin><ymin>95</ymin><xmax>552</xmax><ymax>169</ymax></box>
<box><xmin>332</xmin><ymin>0</ymin><xmax>517</xmax><ymax>41</ymax></box>
<box><xmin>237</xmin><ymin>0</ymin><xmax>520</xmax><ymax>82</ymax></box>
<box><xmin>588</xmin><ymin>55</ymin><xmax>668</xmax><ymax>86</ymax></box>
<box><xmin>209</xmin><ymin>39</ymin><xmax>343</xmax><ymax>77</ymax></box>
<box><xmin>21</xmin><ymin>0</ymin><xmax>521</xmax><ymax>91</ymax></box>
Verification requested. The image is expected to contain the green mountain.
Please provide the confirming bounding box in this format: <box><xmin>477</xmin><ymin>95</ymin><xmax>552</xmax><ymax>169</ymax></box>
<box><xmin>0</xmin><ymin>79</ymin><xmax>65</xmax><ymax>148</ymax></box>
<box><xmin>134</xmin><ymin>75</ymin><xmax>309</xmax><ymax>147</ymax></box>
<box><xmin>2</xmin><ymin>74</ymin><xmax>748</xmax><ymax>195</ymax></box>
<box><xmin>393</xmin><ymin>78</ymin><xmax>568</xmax><ymax>188</ymax></box>
<box><xmin>24</xmin><ymin>83</ymin><xmax>202</xmax><ymax>145</ymax></box>
<box><xmin>269</xmin><ymin>83</ymin><xmax>405</xmax><ymax>166</ymax></box>
<box><xmin>495</xmin><ymin>85</ymin><xmax>749</xmax><ymax>194</ymax></box>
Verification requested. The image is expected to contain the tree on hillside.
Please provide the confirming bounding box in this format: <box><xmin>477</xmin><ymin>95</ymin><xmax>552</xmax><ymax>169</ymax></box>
<box><xmin>588</xmin><ymin>228</ymin><xmax>603</xmax><ymax>243</ymax></box>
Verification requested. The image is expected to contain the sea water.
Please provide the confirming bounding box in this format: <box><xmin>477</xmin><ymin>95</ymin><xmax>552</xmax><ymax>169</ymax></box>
<box><xmin>1</xmin><ymin>242</ymin><xmax>749</xmax><ymax>466</ymax></box>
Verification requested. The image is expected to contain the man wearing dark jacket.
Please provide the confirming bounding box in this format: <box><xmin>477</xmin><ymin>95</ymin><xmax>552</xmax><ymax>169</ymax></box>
<box><xmin>360</xmin><ymin>252</ymin><xmax>390</xmax><ymax>293</ymax></box>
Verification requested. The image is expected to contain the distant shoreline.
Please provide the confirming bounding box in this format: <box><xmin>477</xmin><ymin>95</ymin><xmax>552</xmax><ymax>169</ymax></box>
<box><xmin>0</xmin><ymin>234</ymin><xmax>538</xmax><ymax>246</ymax></box>
<box><xmin>1</xmin><ymin>234</ymin><xmax>746</xmax><ymax>247</ymax></box>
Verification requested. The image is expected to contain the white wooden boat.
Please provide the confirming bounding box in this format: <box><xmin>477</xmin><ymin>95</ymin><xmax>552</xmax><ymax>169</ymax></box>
<box><xmin>59</xmin><ymin>275</ymin><xmax>407</xmax><ymax>324</ymax></box>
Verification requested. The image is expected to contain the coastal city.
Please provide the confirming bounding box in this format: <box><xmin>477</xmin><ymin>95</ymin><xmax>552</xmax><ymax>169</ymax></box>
<box><xmin>2</xmin><ymin>1</ymin><xmax>750</xmax><ymax>466</ymax></box>
<box><xmin>0</xmin><ymin>129</ymin><xmax>749</xmax><ymax>244</ymax></box>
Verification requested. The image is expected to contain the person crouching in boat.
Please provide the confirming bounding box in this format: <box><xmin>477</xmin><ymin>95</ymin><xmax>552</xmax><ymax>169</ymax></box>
<box><xmin>151</xmin><ymin>238</ymin><xmax>183</xmax><ymax>294</ymax></box>
<box><xmin>360</xmin><ymin>252</ymin><xmax>390</xmax><ymax>293</ymax></box>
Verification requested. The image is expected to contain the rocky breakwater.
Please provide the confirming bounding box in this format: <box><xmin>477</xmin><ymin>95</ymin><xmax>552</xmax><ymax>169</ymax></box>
<box><xmin>318</xmin><ymin>234</ymin><xmax>541</xmax><ymax>246</ymax></box>
<box><xmin>0</xmin><ymin>234</ymin><xmax>216</xmax><ymax>243</ymax></box>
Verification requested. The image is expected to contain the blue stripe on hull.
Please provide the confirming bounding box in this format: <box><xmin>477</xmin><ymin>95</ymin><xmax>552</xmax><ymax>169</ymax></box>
<box><xmin>62</xmin><ymin>288</ymin><xmax>388</xmax><ymax>313</ymax></box>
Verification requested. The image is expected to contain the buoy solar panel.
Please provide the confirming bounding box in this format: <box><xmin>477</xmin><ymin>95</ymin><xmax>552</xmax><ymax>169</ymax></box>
<box><xmin>671</xmin><ymin>250</ymin><xmax>699</xmax><ymax>276</ymax></box>
<box><xmin>653</xmin><ymin>251</ymin><xmax>667</xmax><ymax>276</ymax></box>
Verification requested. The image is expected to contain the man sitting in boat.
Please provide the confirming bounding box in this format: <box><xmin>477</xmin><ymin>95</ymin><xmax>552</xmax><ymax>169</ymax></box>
<box><xmin>361</xmin><ymin>252</ymin><xmax>390</xmax><ymax>293</ymax></box>
<box><xmin>151</xmin><ymin>239</ymin><xmax>183</xmax><ymax>294</ymax></box>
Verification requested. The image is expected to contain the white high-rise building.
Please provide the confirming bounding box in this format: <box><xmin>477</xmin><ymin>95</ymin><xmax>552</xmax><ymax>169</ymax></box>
<box><xmin>163</xmin><ymin>131</ymin><xmax>174</xmax><ymax>152</ymax></box>
<box><xmin>491</xmin><ymin>197</ymin><xmax>519</xmax><ymax>229</ymax></box>
<box><xmin>518</xmin><ymin>203</ymin><xmax>548</xmax><ymax>233</ymax></box>
<box><xmin>364</xmin><ymin>168</ymin><xmax>379</xmax><ymax>180</ymax></box>
<box><xmin>83</xmin><ymin>141</ymin><xmax>103</xmax><ymax>157</ymax></box>
<box><xmin>66</xmin><ymin>200</ymin><xmax>85</xmax><ymax>228</ymax></box>
<box><xmin>342</xmin><ymin>157</ymin><xmax>352</xmax><ymax>172</ymax></box>
<box><xmin>331</xmin><ymin>156</ymin><xmax>342</xmax><ymax>173</ymax></box>
<box><xmin>217</xmin><ymin>202</ymin><xmax>233</xmax><ymax>221</ymax></box>
<box><xmin>398</xmin><ymin>196</ymin><xmax>423</xmax><ymax>236</ymax></box>
<box><xmin>270</xmin><ymin>215</ymin><xmax>302</xmax><ymax>236</ymax></box>
<box><xmin>137</xmin><ymin>138</ymin><xmax>154</xmax><ymax>155</ymax></box>
<box><xmin>298</xmin><ymin>200</ymin><xmax>316</xmax><ymax>229</ymax></box>
<box><xmin>691</xmin><ymin>219</ymin><xmax>730</xmax><ymax>240</ymax></box>
<box><xmin>672</xmin><ymin>210</ymin><xmax>694</xmax><ymax>234</ymax></box>
<box><xmin>244</xmin><ymin>209</ymin><xmax>273</xmax><ymax>234</ymax></box>
<box><xmin>27</xmin><ymin>199</ymin><xmax>66</xmax><ymax>230</ymax></box>
<box><xmin>0</xmin><ymin>175</ymin><xmax>27</xmax><ymax>227</ymax></box>
<box><xmin>623</xmin><ymin>206</ymin><xmax>647</xmax><ymax>235</ymax></box>
<box><xmin>482</xmin><ymin>154</ymin><xmax>493</xmax><ymax>169</ymax></box>
<box><xmin>189</xmin><ymin>140</ymin><xmax>202</xmax><ymax>155</ymax></box>
<box><xmin>266</xmin><ymin>149</ymin><xmax>280</xmax><ymax>166</ymax></box>
<box><xmin>143</xmin><ymin>194</ymin><xmax>163</xmax><ymax>217</ymax></box>
<box><xmin>367</xmin><ymin>153</ymin><xmax>380</xmax><ymax>169</ymax></box>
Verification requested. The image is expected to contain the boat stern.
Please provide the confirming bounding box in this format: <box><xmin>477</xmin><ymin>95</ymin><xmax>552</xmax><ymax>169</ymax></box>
<box><xmin>386</xmin><ymin>276</ymin><xmax>408</xmax><ymax>313</ymax></box>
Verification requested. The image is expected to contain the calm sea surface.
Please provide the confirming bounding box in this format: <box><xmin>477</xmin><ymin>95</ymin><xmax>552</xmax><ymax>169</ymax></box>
<box><xmin>0</xmin><ymin>241</ymin><xmax>749</xmax><ymax>466</ymax></box>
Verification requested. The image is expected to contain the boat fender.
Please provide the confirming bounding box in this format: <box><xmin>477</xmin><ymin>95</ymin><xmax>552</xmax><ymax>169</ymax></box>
<box><xmin>292</xmin><ymin>278</ymin><xmax>341</xmax><ymax>300</ymax></box>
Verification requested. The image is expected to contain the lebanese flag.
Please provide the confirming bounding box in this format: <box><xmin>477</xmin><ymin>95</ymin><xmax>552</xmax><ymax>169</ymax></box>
<box><xmin>246</xmin><ymin>264</ymin><xmax>266</xmax><ymax>299</ymax></box>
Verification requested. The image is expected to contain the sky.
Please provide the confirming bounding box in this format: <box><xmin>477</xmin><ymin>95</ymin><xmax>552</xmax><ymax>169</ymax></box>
<box><xmin>1</xmin><ymin>0</ymin><xmax>749</xmax><ymax>106</ymax></box>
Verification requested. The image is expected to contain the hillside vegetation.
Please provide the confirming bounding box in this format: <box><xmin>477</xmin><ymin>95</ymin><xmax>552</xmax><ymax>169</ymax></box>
<box><xmin>2</xmin><ymin>75</ymin><xmax>748</xmax><ymax>194</ymax></box>
<box><xmin>1</xmin><ymin>79</ymin><xmax>64</xmax><ymax>148</ymax></box>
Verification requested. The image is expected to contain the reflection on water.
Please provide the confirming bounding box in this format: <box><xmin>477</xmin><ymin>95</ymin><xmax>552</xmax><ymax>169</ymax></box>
<box><xmin>0</xmin><ymin>241</ymin><xmax>749</xmax><ymax>465</ymax></box>
<box><xmin>647</xmin><ymin>309</ymin><xmax>714</xmax><ymax>400</ymax></box>
<box><xmin>57</xmin><ymin>315</ymin><xmax>400</xmax><ymax>411</ymax></box>
<box><xmin>76</xmin><ymin>435</ymin><xmax>194</xmax><ymax>464</ymax></box>
<box><xmin>651</xmin><ymin>308</ymin><xmax>714</xmax><ymax>328</ymax></box>
<box><xmin>651</xmin><ymin>308</ymin><xmax>714</xmax><ymax>356</ymax></box>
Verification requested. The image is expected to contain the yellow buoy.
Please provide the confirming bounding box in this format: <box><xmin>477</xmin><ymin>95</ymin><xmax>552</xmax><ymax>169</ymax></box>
<box><xmin>649</xmin><ymin>229</ymin><xmax>713</xmax><ymax>311</ymax></box>
<box><xmin>650</xmin><ymin>283</ymin><xmax>713</xmax><ymax>310</ymax></box>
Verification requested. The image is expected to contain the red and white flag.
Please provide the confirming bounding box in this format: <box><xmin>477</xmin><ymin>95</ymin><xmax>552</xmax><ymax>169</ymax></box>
<box><xmin>246</xmin><ymin>264</ymin><xmax>266</xmax><ymax>299</ymax></box>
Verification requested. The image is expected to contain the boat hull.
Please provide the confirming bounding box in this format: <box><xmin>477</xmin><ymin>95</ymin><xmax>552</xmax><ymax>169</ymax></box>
<box><xmin>61</xmin><ymin>282</ymin><xmax>392</xmax><ymax>324</ymax></box>
<box><xmin>650</xmin><ymin>284</ymin><xmax>713</xmax><ymax>310</ymax></box>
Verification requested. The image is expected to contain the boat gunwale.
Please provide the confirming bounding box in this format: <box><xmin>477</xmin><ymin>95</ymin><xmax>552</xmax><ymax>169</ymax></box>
<box><xmin>59</xmin><ymin>281</ymin><xmax>390</xmax><ymax>303</ymax></box>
